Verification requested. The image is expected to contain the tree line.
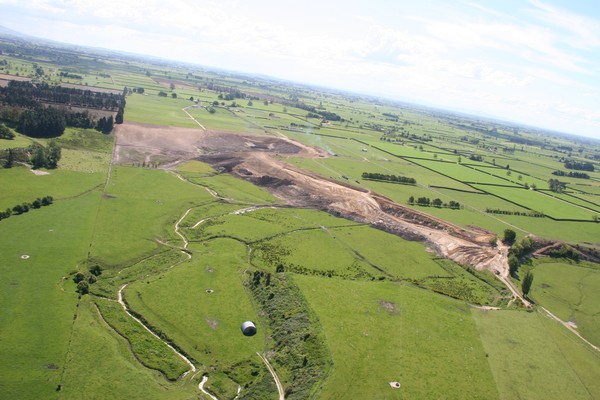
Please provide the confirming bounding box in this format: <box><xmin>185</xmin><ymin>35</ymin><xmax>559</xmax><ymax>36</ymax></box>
<box><xmin>552</xmin><ymin>170</ymin><xmax>590</xmax><ymax>179</ymax></box>
<box><xmin>0</xmin><ymin>195</ymin><xmax>53</xmax><ymax>222</ymax></box>
<box><xmin>408</xmin><ymin>196</ymin><xmax>461</xmax><ymax>209</ymax></box>
<box><xmin>362</xmin><ymin>172</ymin><xmax>416</xmax><ymax>185</ymax></box>
<box><xmin>485</xmin><ymin>208</ymin><xmax>544</xmax><ymax>218</ymax></box>
<box><xmin>0</xmin><ymin>81</ymin><xmax>125</xmax><ymax>111</ymax></box>
<box><xmin>564</xmin><ymin>159</ymin><xmax>595</xmax><ymax>172</ymax></box>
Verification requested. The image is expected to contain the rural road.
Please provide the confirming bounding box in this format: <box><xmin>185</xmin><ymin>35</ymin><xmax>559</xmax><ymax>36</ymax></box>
<box><xmin>257</xmin><ymin>352</ymin><xmax>285</xmax><ymax>400</ymax></box>
<box><xmin>182</xmin><ymin>106</ymin><xmax>207</xmax><ymax>131</ymax></box>
<box><xmin>541</xmin><ymin>306</ymin><xmax>600</xmax><ymax>353</ymax></box>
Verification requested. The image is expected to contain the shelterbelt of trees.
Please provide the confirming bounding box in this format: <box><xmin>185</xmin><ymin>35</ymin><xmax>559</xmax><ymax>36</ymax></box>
<box><xmin>0</xmin><ymin>81</ymin><xmax>125</xmax><ymax>137</ymax></box>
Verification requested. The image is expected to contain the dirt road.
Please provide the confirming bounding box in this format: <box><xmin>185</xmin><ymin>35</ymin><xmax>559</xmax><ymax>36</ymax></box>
<box><xmin>257</xmin><ymin>352</ymin><xmax>285</xmax><ymax>400</ymax></box>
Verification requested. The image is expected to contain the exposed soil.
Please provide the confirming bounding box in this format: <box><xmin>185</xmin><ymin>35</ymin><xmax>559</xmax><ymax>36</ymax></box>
<box><xmin>114</xmin><ymin>122</ymin><xmax>511</xmax><ymax>278</ymax></box>
<box><xmin>379</xmin><ymin>300</ymin><xmax>398</xmax><ymax>314</ymax></box>
<box><xmin>206</xmin><ymin>319</ymin><xmax>218</xmax><ymax>329</ymax></box>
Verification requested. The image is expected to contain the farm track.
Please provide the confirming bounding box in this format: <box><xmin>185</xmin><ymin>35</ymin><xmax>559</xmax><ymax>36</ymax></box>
<box><xmin>257</xmin><ymin>352</ymin><xmax>285</xmax><ymax>400</ymax></box>
<box><xmin>182</xmin><ymin>106</ymin><xmax>207</xmax><ymax>131</ymax></box>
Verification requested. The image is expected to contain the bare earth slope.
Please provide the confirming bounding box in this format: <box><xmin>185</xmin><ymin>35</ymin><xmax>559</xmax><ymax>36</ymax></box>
<box><xmin>114</xmin><ymin>122</ymin><xmax>511</xmax><ymax>280</ymax></box>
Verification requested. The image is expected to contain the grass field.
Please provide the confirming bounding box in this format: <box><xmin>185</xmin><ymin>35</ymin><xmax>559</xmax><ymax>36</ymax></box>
<box><xmin>124</xmin><ymin>238</ymin><xmax>265</xmax><ymax>398</ymax></box>
<box><xmin>296</xmin><ymin>276</ymin><xmax>499</xmax><ymax>399</ymax></box>
<box><xmin>124</xmin><ymin>94</ymin><xmax>201</xmax><ymax>128</ymax></box>
<box><xmin>531</xmin><ymin>260</ymin><xmax>600</xmax><ymax>347</ymax></box>
<box><xmin>0</xmin><ymin>165</ymin><xmax>105</xmax><ymax>210</ymax></box>
<box><xmin>90</xmin><ymin>166</ymin><xmax>214</xmax><ymax>267</ymax></box>
<box><xmin>0</xmin><ymin>191</ymin><xmax>101</xmax><ymax>398</ymax></box>
<box><xmin>473</xmin><ymin>309</ymin><xmax>600</xmax><ymax>399</ymax></box>
<box><xmin>473</xmin><ymin>185</ymin><xmax>597</xmax><ymax>220</ymax></box>
<box><xmin>59</xmin><ymin>298</ymin><xmax>195</xmax><ymax>400</ymax></box>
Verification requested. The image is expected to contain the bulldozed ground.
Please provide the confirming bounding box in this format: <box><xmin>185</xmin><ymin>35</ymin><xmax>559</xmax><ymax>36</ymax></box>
<box><xmin>114</xmin><ymin>122</ymin><xmax>511</xmax><ymax>279</ymax></box>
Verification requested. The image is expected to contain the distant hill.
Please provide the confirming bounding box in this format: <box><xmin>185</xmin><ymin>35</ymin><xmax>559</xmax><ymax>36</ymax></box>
<box><xmin>0</xmin><ymin>25</ymin><xmax>26</xmax><ymax>38</ymax></box>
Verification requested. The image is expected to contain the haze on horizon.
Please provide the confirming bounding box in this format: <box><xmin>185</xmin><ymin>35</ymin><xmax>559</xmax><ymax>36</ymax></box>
<box><xmin>1</xmin><ymin>0</ymin><xmax>599</xmax><ymax>139</ymax></box>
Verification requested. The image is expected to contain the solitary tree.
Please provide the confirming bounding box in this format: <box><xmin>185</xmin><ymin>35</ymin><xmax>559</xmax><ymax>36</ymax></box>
<box><xmin>522</xmin><ymin>271</ymin><xmax>534</xmax><ymax>297</ymax></box>
<box><xmin>503</xmin><ymin>229</ymin><xmax>516</xmax><ymax>245</ymax></box>
<box><xmin>4</xmin><ymin>148</ymin><xmax>14</xmax><ymax>168</ymax></box>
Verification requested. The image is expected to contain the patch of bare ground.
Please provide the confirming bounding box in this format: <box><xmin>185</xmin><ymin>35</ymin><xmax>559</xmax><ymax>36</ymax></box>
<box><xmin>113</xmin><ymin>123</ymin><xmax>511</xmax><ymax>280</ymax></box>
<box><xmin>113</xmin><ymin>121</ymin><xmax>320</xmax><ymax>167</ymax></box>
<box><xmin>379</xmin><ymin>300</ymin><xmax>398</xmax><ymax>314</ymax></box>
<box><xmin>206</xmin><ymin>319</ymin><xmax>218</xmax><ymax>330</ymax></box>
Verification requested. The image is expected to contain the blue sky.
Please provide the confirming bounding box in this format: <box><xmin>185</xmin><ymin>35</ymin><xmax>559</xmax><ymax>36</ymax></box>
<box><xmin>1</xmin><ymin>0</ymin><xmax>599</xmax><ymax>138</ymax></box>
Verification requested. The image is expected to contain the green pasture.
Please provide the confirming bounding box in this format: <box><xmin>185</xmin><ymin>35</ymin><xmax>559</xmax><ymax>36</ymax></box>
<box><xmin>0</xmin><ymin>165</ymin><xmax>104</xmax><ymax>210</ymax></box>
<box><xmin>413</xmin><ymin>159</ymin><xmax>519</xmax><ymax>186</ymax></box>
<box><xmin>183</xmin><ymin>173</ymin><xmax>279</xmax><ymax>204</ymax></box>
<box><xmin>367</xmin><ymin>140</ymin><xmax>456</xmax><ymax>161</ymax></box>
<box><xmin>296</xmin><ymin>276</ymin><xmax>498</xmax><ymax>399</ymax></box>
<box><xmin>492</xmin><ymin>216</ymin><xmax>600</xmax><ymax>244</ymax></box>
<box><xmin>94</xmin><ymin>297</ymin><xmax>189</xmax><ymax>380</ymax></box>
<box><xmin>0</xmin><ymin>132</ymin><xmax>33</xmax><ymax>149</ymax></box>
<box><xmin>186</xmin><ymin>106</ymin><xmax>265</xmax><ymax>133</ymax></box>
<box><xmin>186</xmin><ymin>206</ymin><xmax>358</xmax><ymax>244</ymax></box>
<box><xmin>544</xmin><ymin>191</ymin><xmax>600</xmax><ymax>213</ymax></box>
<box><xmin>254</xmin><ymin>228</ymin><xmax>379</xmax><ymax>278</ymax></box>
<box><xmin>124</xmin><ymin>239</ymin><xmax>264</xmax><ymax>380</ymax></box>
<box><xmin>470</xmin><ymin>165</ymin><xmax>549</xmax><ymax>188</ymax></box>
<box><xmin>574</xmin><ymin>184</ymin><xmax>600</xmax><ymax>195</ymax></box>
<box><xmin>569</xmin><ymin>193</ymin><xmax>600</xmax><ymax>209</ymax></box>
<box><xmin>0</xmin><ymin>191</ymin><xmax>101</xmax><ymax>398</ymax></box>
<box><xmin>473</xmin><ymin>309</ymin><xmax>599</xmax><ymax>399</ymax></box>
<box><xmin>56</xmin><ymin>127</ymin><xmax>114</xmax><ymax>153</ymax></box>
<box><xmin>90</xmin><ymin>166</ymin><xmax>213</xmax><ymax>267</ymax></box>
<box><xmin>328</xmin><ymin>225</ymin><xmax>447</xmax><ymax>279</ymax></box>
<box><xmin>473</xmin><ymin>185</ymin><xmax>596</xmax><ymax>220</ymax></box>
<box><xmin>124</xmin><ymin>94</ymin><xmax>200</xmax><ymax>128</ymax></box>
<box><xmin>60</xmin><ymin>298</ymin><xmax>194</xmax><ymax>400</ymax></box>
<box><xmin>531</xmin><ymin>260</ymin><xmax>600</xmax><ymax>346</ymax></box>
<box><xmin>176</xmin><ymin>160</ymin><xmax>216</xmax><ymax>174</ymax></box>
<box><xmin>179</xmin><ymin>202</ymin><xmax>249</xmax><ymax>231</ymax></box>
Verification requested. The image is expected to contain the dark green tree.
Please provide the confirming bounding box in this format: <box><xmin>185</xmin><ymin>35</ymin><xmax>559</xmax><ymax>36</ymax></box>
<box><xmin>76</xmin><ymin>280</ymin><xmax>89</xmax><ymax>295</ymax></box>
<box><xmin>503</xmin><ymin>229</ymin><xmax>516</xmax><ymax>245</ymax></box>
<box><xmin>30</xmin><ymin>145</ymin><xmax>47</xmax><ymax>169</ymax></box>
<box><xmin>89</xmin><ymin>265</ymin><xmax>102</xmax><ymax>276</ymax></box>
<box><xmin>0</xmin><ymin>123</ymin><xmax>15</xmax><ymax>139</ymax></box>
<box><xmin>18</xmin><ymin>108</ymin><xmax>66</xmax><ymax>138</ymax></box>
<box><xmin>115</xmin><ymin>106</ymin><xmax>124</xmax><ymax>124</ymax></box>
<box><xmin>105</xmin><ymin>116</ymin><xmax>114</xmax><ymax>133</ymax></box>
<box><xmin>522</xmin><ymin>271</ymin><xmax>534</xmax><ymax>297</ymax></box>
<box><xmin>548</xmin><ymin>178</ymin><xmax>566</xmax><ymax>193</ymax></box>
<box><xmin>4</xmin><ymin>148</ymin><xmax>14</xmax><ymax>168</ymax></box>
<box><xmin>508</xmin><ymin>254</ymin><xmax>520</xmax><ymax>276</ymax></box>
<box><xmin>46</xmin><ymin>141</ymin><xmax>61</xmax><ymax>168</ymax></box>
